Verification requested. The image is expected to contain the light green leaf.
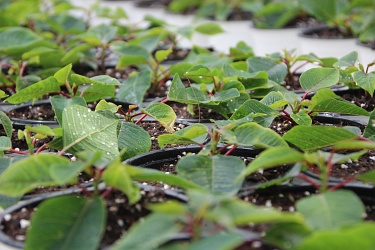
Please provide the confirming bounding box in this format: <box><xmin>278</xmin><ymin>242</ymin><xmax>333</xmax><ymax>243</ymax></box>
<box><xmin>364</xmin><ymin>110</ymin><xmax>375</xmax><ymax>140</ymax></box>
<box><xmin>283</xmin><ymin>126</ymin><xmax>358</xmax><ymax>151</ymax></box>
<box><xmin>142</xmin><ymin>103</ymin><xmax>176</xmax><ymax>133</ymax></box>
<box><xmin>62</xmin><ymin>105</ymin><xmax>119</xmax><ymax>160</ymax></box>
<box><xmin>300</xmin><ymin>68</ymin><xmax>339</xmax><ymax>93</ymax></box>
<box><xmin>155</xmin><ymin>47</ymin><xmax>172</xmax><ymax>62</ymax></box>
<box><xmin>334</xmin><ymin>51</ymin><xmax>358</xmax><ymax>68</ymax></box>
<box><xmin>158</xmin><ymin>123</ymin><xmax>208</xmax><ymax>148</ymax></box>
<box><xmin>233</xmin><ymin>122</ymin><xmax>288</xmax><ymax>148</ymax></box>
<box><xmin>248</xmin><ymin>57</ymin><xmax>287</xmax><ymax>83</ymax></box>
<box><xmin>5</xmin><ymin>76</ymin><xmax>60</xmax><ymax>104</ymax></box>
<box><xmin>195</xmin><ymin>22</ymin><xmax>224</xmax><ymax>35</ymax></box>
<box><xmin>81</xmin><ymin>84</ymin><xmax>115</xmax><ymax>103</ymax></box>
<box><xmin>0</xmin><ymin>111</ymin><xmax>13</xmax><ymax>138</ymax></box>
<box><xmin>54</xmin><ymin>64</ymin><xmax>72</xmax><ymax>85</ymax></box>
<box><xmin>102</xmin><ymin>159</ymin><xmax>141</xmax><ymax>204</ymax></box>
<box><xmin>0</xmin><ymin>136</ymin><xmax>11</xmax><ymax>151</ymax></box>
<box><xmin>25</xmin><ymin>196</ymin><xmax>105</xmax><ymax>250</ymax></box>
<box><xmin>312</xmin><ymin>98</ymin><xmax>369</xmax><ymax>116</ymax></box>
<box><xmin>0</xmin><ymin>154</ymin><xmax>70</xmax><ymax>197</ymax></box>
<box><xmin>352</xmin><ymin>71</ymin><xmax>375</xmax><ymax>97</ymax></box>
<box><xmin>290</xmin><ymin>112</ymin><xmax>312</xmax><ymax>125</ymax></box>
<box><xmin>240</xmin><ymin>147</ymin><xmax>304</xmax><ymax>177</ymax></box>
<box><xmin>296</xmin><ymin>190</ymin><xmax>365</xmax><ymax>230</ymax></box>
<box><xmin>177</xmin><ymin>154</ymin><xmax>246</xmax><ymax>194</ymax></box>
<box><xmin>25</xmin><ymin>125</ymin><xmax>62</xmax><ymax>137</ymax></box>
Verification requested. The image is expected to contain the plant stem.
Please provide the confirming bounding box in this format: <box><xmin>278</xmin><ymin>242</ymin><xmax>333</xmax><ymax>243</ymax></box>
<box><xmin>296</xmin><ymin>173</ymin><xmax>320</xmax><ymax>190</ymax></box>
<box><xmin>329</xmin><ymin>177</ymin><xmax>356</xmax><ymax>191</ymax></box>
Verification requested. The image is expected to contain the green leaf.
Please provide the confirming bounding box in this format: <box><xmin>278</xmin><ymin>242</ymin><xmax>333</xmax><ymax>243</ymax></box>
<box><xmin>364</xmin><ymin>110</ymin><xmax>375</xmax><ymax>140</ymax></box>
<box><xmin>158</xmin><ymin>123</ymin><xmax>208</xmax><ymax>148</ymax></box>
<box><xmin>142</xmin><ymin>103</ymin><xmax>177</xmax><ymax>133</ymax></box>
<box><xmin>248</xmin><ymin>57</ymin><xmax>287</xmax><ymax>83</ymax></box>
<box><xmin>176</xmin><ymin>154</ymin><xmax>246</xmax><ymax>194</ymax></box>
<box><xmin>260</xmin><ymin>91</ymin><xmax>289</xmax><ymax>109</ymax></box>
<box><xmin>118</xmin><ymin>122</ymin><xmax>151</xmax><ymax>160</ymax></box>
<box><xmin>112</xmin><ymin>213</ymin><xmax>182</xmax><ymax>250</ymax></box>
<box><xmin>295</xmin><ymin>223</ymin><xmax>375</xmax><ymax>250</ymax></box>
<box><xmin>283</xmin><ymin>126</ymin><xmax>358</xmax><ymax>151</ymax></box>
<box><xmin>71</xmin><ymin>74</ymin><xmax>120</xmax><ymax>86</ymax></box>
<box><xmin>0</xmin><ymin>27</ymin><xmax>45</xmax><ymax>56</ymax></box>
<box><xmin>230</xmin><ymin>99</ymin><xmax>279</xmax><ymax>127</ymax></box>
<box><xmin>155</xmin><ymin>47</ymin><xmax>173</xmax><ymax>62</ymax></box>
<box><xmin>296</xmin><ymin>190</ymin><xmax>365</xmax><ymax>230</ymax></box>
<box><xmin>240</xmin><ymin>147</ymin><xmax>304</xmax><ymax>177</ymax></box>
<box><xmin>25</xmin><ymin>196</ymin><xmax>106</xmax><ymax>250</ymax></box>
<box><xmin>5</xmin><ymin>76</ymin><xmax>60</xmax><ymax>104</ymax></box>
<box><xmin>182</xmin><ymin>232</ymin><xmax>244</xmax><ymax>250</ymax></box>
<box><xmin>352</xmin><ymin>71</ymin><xmax>375</xmax><ymax>97</ymax></box>
<box><xmin>127</xmin><ymin>165</ymin><xmax>204</xmax><ymax>190</ymax></box>
<box><xmin>195</xmin><ymin>22</ymin><xmax>224</xmax><ymax>35</ymax></box>
<box><xmin>62</xmin><ymin>105</ymin><xmax>119</xmax><ymax>160</ymax></box>
<box><xmin>102</xmin><ymin>159</ymin><xmax>141</xmax><ymax>204</ymax></box>
<box><xmin>54</xmin><ymin>64</ymin><xmax>72</xmax><ymax>84</ymax></box>
<box><xmin>312</xmin><ymin>98</ymin><xmax>370</xmax><ymax>116</ymax></box>
<box><xmin>0</xmin><ymin>154</ymin><xmax>70</xmax><ymax>197</ymax></box>
<box><xmin>95</xmin><ymin>99</ymin><xmax>119</xmax><ymax>113</ymax></box>
<box><xmin>0</xmin><ymin>111</ymin><xmax>13</xmax><ymax>138</ymax></box>
<box><xmin>233</xmin><ymin>122</ymin><xmax>288</xmax><ymax>148</ymax></box>
<box><xmin>50</xmin><ymin>152</ymin><xmax>102</xmax><ymax>185</ymax></box>
<box><xmin>299</xmin><ymin>0</ymin><xmax>350</xmax><ymax>22</ymax></box>
<box><xmin>0</xmin><ymin>136</ymin><xmax>11</xmax><ymax>151</ymax></box>
<box><xmin>50</xmin><ymin>96</ymin><xmax>87</xmax><ymax>125</ymax></box>
<box><xmin>300</xmin><ymin>68</ymin><xmax>339</xmax><ymax>93</ymax></box>
<box><xmin>81</xmin><ymin>84</ymin><xmax>115</xmax><ymax>102</ymax></box>
<box><xmin>334</xmin><ymin>51</ymin><xmax>358</xmax><ymax>67</ymax></box>
<box><xmin>115</xmin><ymin>69</ymin><xmax>152</xmax><ymax>104</ymax></box>
<box><xmin>290</xmin><ymin>112</ymin><xmax>312</xmax><ymax>125</ymax></box>
<box><xmin>25</xmin><ymin>125</ymin><xmax>62</xmax><ymax>137</ymax></box>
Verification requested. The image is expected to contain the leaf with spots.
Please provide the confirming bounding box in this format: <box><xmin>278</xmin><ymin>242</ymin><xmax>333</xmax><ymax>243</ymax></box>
<box><xmin>62</xmin><ymin>105</ymin><xmax>119</xmax><ymax>160</ymax></box>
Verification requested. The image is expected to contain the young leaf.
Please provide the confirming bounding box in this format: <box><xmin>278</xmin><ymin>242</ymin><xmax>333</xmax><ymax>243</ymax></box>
<box><xmin>283</xmin><ymin>126</ymin><xmax>358</xmax><ymax>151</ymax></box>
<box><xmin>25</xmin><ymin>196</ymin><xmax>106</xmax><ymax>250</ymax></box>
<box><xmin>290</xmin><ymin>111</ymin><xmax>312</xmax><ymax>125</ymax></box>
<box><xmin>334</xmin><ymin>51</ymin><xmax>358</xmax><ymax>68</ymax></box>
<box><xmin>5</xmin><ymin>76</ymin><xmax>60</xmax><ymax>104</ymax></box>
<box><xmin>364</xmin><ymin>109</ymin><xmax>375</xmax><ymax>140</ymax></box>
<box><xmin>53</xmin><ymin>63</ymin><xmax>72</xmax><ymax>84</ymax></box>
<box><xmin>102</xmin><ymin>159</ymin><xmax>141</xmax><ymax>204</ymax></box>
<box><xmin>248</xmin><ymin>57</ymin><xmax>287</xmax><ymax>84</ymax></box>
<box><xmin>233</xmin><ymin>122</ymin><xmax>288</xmax><ymax>148</ymax></box>
<box><xmin>0</xmin><ymin>111</ymin><xmax>13</xmax><ymax>138</ymax></box>
<box><xmin>155</xmin><ymin>47</ymin><xmax>173</xmax><ymax>62</ymax></box>
<box><xmin>118</xmin><ymin>122</ymin><xmax>151</xmax><ymax>160</ymax></box>
<box><xmin>352</xmin><ymin>71</ymin><xmax>375</xmax><ymax>97</ymax></box>
<box><xmin>296</xmin><ymin>190</ymin><xmax>365</xmax><ymax>230</ymax></box>
<box><xmin>311</xmin><ymin>98</ymin><xmax>369</xmax><ymax>116</ymax></box>
<box><xmin>25</xmin><ymin>125</ymin><xmax>62</xmax><ymax>137</ymax></box>
<box><xmin>179</xmin><ymin>232</ymin><xmax>244</xmax><ymax>250</ymax></box>
<box><xmin>142</xmin><ymin>103</ymin><xmax>177</xmax><ymax>133</ymax></box>
<box><xmin>62</xmin><ymin>105</ymin><xmax>119</xmax><ymax>160</ymax></box>
<box><xmin>81</xmin><ymin>83</ymin><xmax>115</xmax><ymax>102</ymax></box>
<box><xmin>0</xmin><ymin>154</ymin><xmax>70</xmax><ymax>197</ymax></box>
<box><xmin>176</xmin><ymin>154</ymin><xmax>246</xmax><ymax>194</ymax></box>
<box><xmin>158</xmin><ymin>123</ymin><xmax>208</xmax><ymax>148</ymax></box>
<box><xmin>300</xmin><ymin>68</ymin><xmax>339</xmax><ymax>93</ymax></box>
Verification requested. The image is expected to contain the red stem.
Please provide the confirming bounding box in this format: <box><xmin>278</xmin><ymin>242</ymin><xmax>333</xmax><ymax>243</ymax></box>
<box><xmin>8</xmin><ymin>148</ymin><xmax>29</xmax><ymax>155</ymax></box>
<box><xmin>224</xmin><ymin>145</ymin><xmax>238</xmax><ymax>156</ymax></box>
<box><xmin>35</xmin><ymin>144</ymin><xmax>48</xmax><ymax>154</ymax></box>
<box><xmin>100</xmin><ymin>187</ymin><xmax>113</xmax><ymax>199</ymax></box>
<box><xmin>329</xmin><ymin>177</ymin><xmax>356</xmax><ymax>191</ymax></box>
<box><xmin>296</xmin><ymin>173</ymin><xmax>320</xmax><ymax>190</ymax></box>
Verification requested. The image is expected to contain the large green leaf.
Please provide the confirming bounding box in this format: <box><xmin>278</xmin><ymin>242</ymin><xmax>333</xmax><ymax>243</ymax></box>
<box><xmin>71</xmin><ymin>74</ymin><xmax>121</xmax><ymax>86</ymax></box>
<box><xmin>296</xmin><ymin>190</ymin><xmax>365</xmax><ymax>230</ymax></box>
<box><xmin>50</xmin><ymin>96</ymin><xmax>87</xmax><ymax>125</ymax></box>
<box><xmin>312</xmin><ymin>98</ymin><xmax>369</xmax><ymax>116</ymax></box>
<box><xmin>233</xmin><ymin>122</ymin><xmax>288</xmax><ymax>148</ymax></box>
<box><xmin>112</xmin><ymin>213</ymin><xmax>182</xmax><ymax>250</ymax></box>
<box><xmin>62</xmin><ymin>105</ymin><xmax>119</xmax><ymax>160</ymax></box>
<box><xmin>295</xmin><ymin>223</ymin><xmax>375</xmax><ymax>250</ymax></box>
<box><xmin>158</xmin><ymin>123</ymin><xmax>208</xmax><ymax>148</ymax></box>
<box><xmin>102</xmin><ymin>159</ymin><xmax>141</xmax><ymax>204</ymax></box>
<box><xmin>230</xmin><ymin>99</ymin><xmax>279</xmax><ymax>127</ymax></box>
<box><xmin>176</xmin><ymin>154</ymin><xmax>246</xmax><ymax>194</ymax></box>
<box><xmin>142</xmin><ymin>103</ymin><xmax>177</xmax><ymax>133</ymax></box>
<box><xmin>299</xmin><ymin>0</ymin><xmax>350</xmax><ymax>22</ymax></box>
<box><xmin>5</xmin><ymin>76</ymin><xmax>60</xmax><ymax>104</ymax></box>
<box><xmin>118</xmin><ymin>122</ymin><xmax>151</xmax><ymax>160</ymax></box>
<box><xmin>81</xmin><ymin>84</ymin><xmax>115</xmax><ymax>102</ymax></box>
<box><xmin>248</xmin><ymin>57</ymin><xmax>287</xmax><ymax>84</ymax></box>
<box><xmin>0</xmin><ymin>27</ymin><xmax>47</xmax><ymax>56</ymax></box>
<box><xmin>240</xmin><ymin>147</ymin><xmax>304</xmax><ymax>177</ymax></box>
<box><xmin>25</xmin><ymin>196</ymin><xmax>106</xmax><ymax>250</ymax></box>
<box><xmin>300</xmin><ymin>68</ymin><xmax>339</xmax><ymax>93</ymax></box>
<box><xmin>0</xmin><ymin>154</ymin><xmax>70</xmax><ymax>197</ymax></box>
<box><xmin>115</xmin><ymin>69</ymin><xmax>152</xmax><ymax>104</ymax></box>
<box><xmin>352</xmin><ymin>71</ymin><xmax>375</xmax><ymax>97</ymax></box>
<box><xmin>283</xmin><ymin>126</ymin><xmax>358</xmax><ymax>151</ymax></box>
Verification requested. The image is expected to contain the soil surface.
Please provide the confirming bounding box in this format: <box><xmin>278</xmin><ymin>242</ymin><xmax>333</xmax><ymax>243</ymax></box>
<box><xmin>338</xmin><ymin>89</ymin><xmax>375</xmax><ymax>112</ymax></box>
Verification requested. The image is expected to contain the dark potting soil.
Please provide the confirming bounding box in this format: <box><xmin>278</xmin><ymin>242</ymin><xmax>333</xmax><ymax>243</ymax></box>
<box><xmin>134</xmin><ymin>0</ymin><xmax>172</xmax><ymax>8</ymax></box>
<box><xmin>169</xmin><ymin>102</ymin><xmax>225</xmax><ymax>120</ymax></box>
<box><xmin>7</xmin><ymin>104</ymin><xmax>56</xmax><ymax>121</ymax></box>
<box><xmin>0</xmin><ymin>189</ymin><xmax>171</xmax><ymax>248</ymax></box>
<box><xmin>339</xmin><ymin>89</ymin><xmax>375</xmax><ymax>112</ymax></box>
<box><xmin>305</xmin><ymin>26</ymin><xmax>354</xmax><ymax>39</ymax></box>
